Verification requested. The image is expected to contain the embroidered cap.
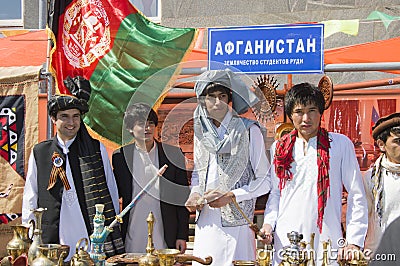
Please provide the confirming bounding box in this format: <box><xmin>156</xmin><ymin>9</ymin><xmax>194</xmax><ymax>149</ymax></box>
<box><xmin>372</xmin><ymin>112</ymin><xmax>400</xmax><ymax>140</ymax></box>
<box><xmin>47</xmin><ymin>76</ymin><xmax>91</xmax><ymax>115</ymax></box>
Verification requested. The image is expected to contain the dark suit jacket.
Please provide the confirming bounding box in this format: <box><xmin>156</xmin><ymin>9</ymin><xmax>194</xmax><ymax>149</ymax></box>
<box><xmin>112</xmin><ymin>141</ymin><xmax>190</xmax><ymax>248</ymax></box>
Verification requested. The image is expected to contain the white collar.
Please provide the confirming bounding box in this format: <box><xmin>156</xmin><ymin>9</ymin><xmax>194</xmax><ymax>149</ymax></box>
<box><xmin>56</xmin><ymin>134</ymin><xmax>76</xmax><ymax>154</ymax></box>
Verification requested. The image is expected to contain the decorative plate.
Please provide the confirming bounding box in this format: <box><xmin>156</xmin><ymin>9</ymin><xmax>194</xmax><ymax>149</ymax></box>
<box><xmin>318</xmin><ymin>75</ymin><xmax>334</xmax><ymax>110</ymax></box>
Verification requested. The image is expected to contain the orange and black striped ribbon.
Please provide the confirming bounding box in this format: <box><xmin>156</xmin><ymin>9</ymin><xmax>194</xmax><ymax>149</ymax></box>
<box><xmin>47</xmin><ymin>152</ymin><xmax>71</xmax><ymax>190</ymax></box>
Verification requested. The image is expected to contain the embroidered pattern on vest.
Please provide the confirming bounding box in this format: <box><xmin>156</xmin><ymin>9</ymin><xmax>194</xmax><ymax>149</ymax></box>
<box><xmin>195</xmin><ymin>116</ymin><xmax>256</xmax><ymax>226</ymax></box>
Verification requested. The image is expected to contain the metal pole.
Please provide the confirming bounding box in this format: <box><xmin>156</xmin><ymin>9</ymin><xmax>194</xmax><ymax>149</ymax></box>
<box><xmin>333</xmin><ymin>77</ymin><xmax>400</xmax><ymax>91</ymax></box>
<box><xmin>178</xmin><ymin>62</ymin><xmax>400</xmax><ymax>75</ymax></box>
<box><xmin>38</xmin><ymin>0</ymin><xmax>46</xmax><ymax>29</ymax></box>
<box><xmin>44</xmin><ymin>0</ymin><xmax>56</xmax><ymax>139</ymax></box>
<box><xmin>45</xmin><ymin>33</ymin><xmax>54</xmax><ymax>139</ymax></box>
<box><xmin>324</xmin><ymin>62</ymin><xmax>400</xmax><ymax>72</ymax></box>
<box><xmin>179</xmin><ymin>67</ymin><xmax>208</xmax><ymax>75</ymax></box>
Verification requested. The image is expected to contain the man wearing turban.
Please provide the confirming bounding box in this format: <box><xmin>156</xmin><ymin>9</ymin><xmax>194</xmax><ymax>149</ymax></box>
<box><xmin>22</xmin><ymin>77</ymin><xmax>124</xmax><ymax>260</ymax></box>
<box><xmin>364</xmin><ymin>112</ymin><xmax>400</xmax><ymax>254</ymax></box>
<box><xmin>185</xmin><ymin>70</ymin><xmax>271</xmax><ymax>265</ymax></box>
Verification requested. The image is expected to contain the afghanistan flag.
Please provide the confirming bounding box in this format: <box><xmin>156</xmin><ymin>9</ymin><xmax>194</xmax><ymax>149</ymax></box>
<box><xmin>48</xmin><ymin>0</ymin><xmax>197</xmax><ymax>147</ymax></box>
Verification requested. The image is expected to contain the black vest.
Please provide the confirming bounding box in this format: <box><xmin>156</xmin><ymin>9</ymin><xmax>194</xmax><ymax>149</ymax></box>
<box><xmin>34</xmin><ymin>137</ymin><xmax>92</xmax><ymax>243</ymax></box>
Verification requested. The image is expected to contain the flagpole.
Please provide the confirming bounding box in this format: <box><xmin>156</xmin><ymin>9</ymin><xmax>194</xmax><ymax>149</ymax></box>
<box><xmin>38</xmin><ymin>0</ymin><xmax>46</xmax><ymax>29</ymax></box>
<box><xmin>46</xmin><ymin>0</ymin><xmax>54</xmax><ymax>139</ymax></box>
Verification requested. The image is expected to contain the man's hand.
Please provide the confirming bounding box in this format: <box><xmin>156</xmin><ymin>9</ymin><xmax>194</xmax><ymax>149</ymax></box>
<box><xmin>259</xmin><ymin>223</ymin><xmax>273</xmax><ymax>244</ymax></box>
<box><xmin>185</xmin><ymin>192</ymin><xmax>204</xmax><ymax>212</ymax></box>
<box><xmin>338</xmin><ymin>244</ymin><xmax>361</xmax><ymax>262</ymax></box>
<box><xmin>205</xmin><ymin>190</ymin><xmax>234</xmax><ymax>208</ymax></box>
<box><xmin>176</xmin><ymin>239</ymin><xmax>187</xmax><ymax>254</ymax></box>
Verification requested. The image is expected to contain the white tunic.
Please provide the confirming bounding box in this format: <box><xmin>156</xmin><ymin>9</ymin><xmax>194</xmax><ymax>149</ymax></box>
<box><xmin>263</xmin><ymin>133</ymin><xmax>368</xmax><ymax>266</ymax></box>
<box><xmin>191</xmin><ymin>112</ymin><xmax>271</xmax><ymax>266</ymax></box>
<box><xmin>22</xmin><ymin>135</ymin><xmax>120</xmax><ymax>261</ymax></box>
<box><xmin>363</xmin><ymin>157</ymin><xmax>400</xmax><ymax>253</ymax></box>
<box><xmin>125</xmin><ymin>142</ymin><xmax>167</xmax><ymax>253</ymax></box>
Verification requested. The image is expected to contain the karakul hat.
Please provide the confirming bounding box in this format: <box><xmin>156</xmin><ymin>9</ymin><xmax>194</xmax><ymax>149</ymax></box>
<box><xmin>372</xmin><ymin>112</ymin><xmax>400</xmax><ymax>140</ymax></box>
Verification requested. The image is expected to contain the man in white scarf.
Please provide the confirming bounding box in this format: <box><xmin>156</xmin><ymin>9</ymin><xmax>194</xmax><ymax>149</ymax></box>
<box><xmin>363</xmin><ymin>112</ymin><xmax>400</xmax><ymax>255</ymax></box>
<box><xmin>185</xmin><ymin>69</ymin><xmax>271</xmax><ymax>266</ymax></box>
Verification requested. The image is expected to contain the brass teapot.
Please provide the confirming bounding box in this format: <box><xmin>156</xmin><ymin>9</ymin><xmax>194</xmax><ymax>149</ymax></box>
<box><xmin>30</xmin><ymin>244</ymin><xmax>67</xmax><ymax>266</ymax></box>
<box><xmin>6</xmin><ymin>224</ymin><xmax>33</xmax><ymax>259</ymax></box>
<box><xmin>70</xmin><ymin>238</ymin><xmax>95</xmax><ymax>266</ymax></box>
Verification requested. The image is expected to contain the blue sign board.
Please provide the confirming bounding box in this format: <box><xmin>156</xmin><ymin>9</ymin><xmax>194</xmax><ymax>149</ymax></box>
<box><xmin>208</xmin><ymin>24</ymin><xmax>324</xmax><ymax>74</ymax></box>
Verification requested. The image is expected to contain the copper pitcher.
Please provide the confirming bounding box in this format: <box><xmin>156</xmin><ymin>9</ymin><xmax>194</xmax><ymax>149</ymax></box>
<box><xmin>6</xmin><ymin>224</ymin><xmax>32</xmax><ymax>259</ymax></box>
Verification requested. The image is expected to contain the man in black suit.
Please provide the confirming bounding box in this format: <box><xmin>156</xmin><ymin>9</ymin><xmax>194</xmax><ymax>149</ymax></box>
<box><xmin>112</xmin><ymin>102</ymin><xmax>189</xmax><ymax>253</ymax></box>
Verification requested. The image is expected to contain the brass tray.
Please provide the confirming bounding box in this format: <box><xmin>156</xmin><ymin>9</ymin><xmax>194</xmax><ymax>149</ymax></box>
<box><xmin>106</xmin><ymin>253</ymin><xmax>145</xmax><ymax>265</ymax></box>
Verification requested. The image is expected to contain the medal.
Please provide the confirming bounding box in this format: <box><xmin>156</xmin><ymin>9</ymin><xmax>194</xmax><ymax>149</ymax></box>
<box><xmin>48</xmin><ymin>152</ymin><xmax>70</xmax><ymax>190</ymax></box>
<box><xmin>53</xmin><ymin>156</ymin><xmax>63</xmax><ymax>167</ymax></box>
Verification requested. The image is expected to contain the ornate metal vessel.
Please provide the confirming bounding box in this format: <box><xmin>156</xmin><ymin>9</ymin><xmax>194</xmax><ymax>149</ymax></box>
<box><xmin>28</xmin><ymin>207</ymin><xmax>47</xmax><ymax>265</ymax></box>
<box><xmin>71</xmin><ymin>238</ymin><xmax>95</xmax><ymax>266</ymax></box>
<box><xmin>30</xmin><ymin>244</ymin><xmax>67</xmax><ymax>266</ymax></box>
<box><xmin>6</xmin><ymin>224</ymin><xmax>32</xmax><ymax>259</ymax></box>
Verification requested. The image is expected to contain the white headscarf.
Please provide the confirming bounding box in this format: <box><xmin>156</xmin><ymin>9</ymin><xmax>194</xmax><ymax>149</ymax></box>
<box><xmin>193</xmin><ymin>70</ymin><xmax>259</xmax><ymax>154</ymax></box>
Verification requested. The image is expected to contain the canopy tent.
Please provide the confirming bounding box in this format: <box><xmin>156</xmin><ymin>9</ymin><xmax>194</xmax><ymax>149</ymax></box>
<box><xmin>1</xmin><ymin>29</ymin><xmax>399</xmax><ymax>78</ymax></box>
<box><xmin>0</xmin><ymin>30</ymin><xmax>48</xmax><ymax>68</ymax></box>
<box><xmin>325</xmin><ymin>36</ymin><xmax>400</xmax><ymax>75</ymax></box>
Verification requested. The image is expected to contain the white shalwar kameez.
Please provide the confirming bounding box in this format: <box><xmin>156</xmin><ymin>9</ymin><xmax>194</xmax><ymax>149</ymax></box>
<box><xmin>363</xmin><ymin>155</ymin><xmax>400</xmax><ymax>253</ymax></box>
<box><xmin>125</xmin><ymin>143</ymin><xmax>167</xmax><ymax>253</ymax></box>
<box><xmin>264</xmin><ymin>133</ymin><xmax>368</xmax><ymax>266</ymax></box>
<box><xmin>22</xmin><ymin>135</ymin><xmax>120</xmax><ymax>261</ymax></box>
<box><xmin>190</xmin><ymin>112</ymin><xmax>271</xmax><ymax>266</ymax></box>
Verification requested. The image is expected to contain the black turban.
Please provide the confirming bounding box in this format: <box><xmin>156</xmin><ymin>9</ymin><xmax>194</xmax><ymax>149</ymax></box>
<box><xmin>47</xmin><ymin>76</ymin><xmax>91</xmax><ymax>116</ymax></box>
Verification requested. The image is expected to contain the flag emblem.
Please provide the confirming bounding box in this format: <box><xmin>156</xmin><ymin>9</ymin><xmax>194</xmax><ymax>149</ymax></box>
<box><xmin>62</xmin><ymin>0</ymin><xmax>111</xmax><ymax>68</ymax></box>
<box><xmin>49</xmin><ymin>0</ymin><xmax>197</xmax><ymax>146</ymax></box>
